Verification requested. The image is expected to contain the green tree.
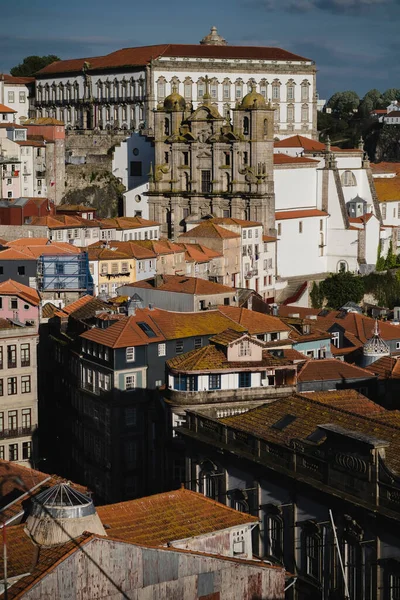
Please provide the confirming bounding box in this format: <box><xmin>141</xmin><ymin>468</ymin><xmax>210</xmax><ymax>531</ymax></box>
<box><xmin>359</xmin><ymin>89</ymin><xmax>383</xmax><ymax>117</ymax></box>
<box><xmin>310</xmin><ymin>281</ymin><xmax>323</xmax><ymax>309</ymax></box>
<box><xmin>327</xmin><ymin>91</ymin><xmax>360</xmax><ymax>117</ymax></box>
<box><xmin>382</xmin><ymin>88</ymin><xmax>400</xmax><ymax>105</ymax></box>
<box><xmin>320</xmin><ymin>272</ymin><xmax>364</xmax><ymax>309</ymax></box>
<box><xmin>10</xmin><ymin>55</ymin><xmax>60</xmax><ymax>77</ymax></box>
<box><xmin>385</xmin><ymin>240</ymin><xmax>397</xmax><ymax>269</ymax></box>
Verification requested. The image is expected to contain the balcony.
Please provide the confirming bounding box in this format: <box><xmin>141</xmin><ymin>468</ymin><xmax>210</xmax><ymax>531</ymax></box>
<box><xmin>165</xmin><ymin>384</ymin><xmax>296</xmax><ymax>407</ymax></box>
<box><xmin>0</xmin><ymin>425</ymin><xmax>36</xmax><ymax>439</ymax></box>
<box><xmin>2</xmin><ymin>171</ymin><xmax>19</xmax><ymax>179</ymax></box>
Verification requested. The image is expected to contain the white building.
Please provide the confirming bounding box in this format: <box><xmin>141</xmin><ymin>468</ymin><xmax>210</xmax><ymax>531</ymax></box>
<box><xmin>99</xmin><ymin>216</ymin><xmax>160</xmax><ymax>242</ymax></box>
<box><xmin>0</xmin><ymin>74</ymin><xmax>33</xmax><ymax>123</ymax></box>
<box><xmin>34</xmin><ymin>27</ymin><xmax>317</xmax><ymax>140</ymax></box>
<box><xmin>273</xmin><ymin>135</ymin><xmax>383</xmax><ymax>280</ymax></box>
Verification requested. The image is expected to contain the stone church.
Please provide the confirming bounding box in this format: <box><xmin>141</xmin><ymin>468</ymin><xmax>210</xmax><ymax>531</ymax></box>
<box><xmin>147</xmin><ymin>82</ymin><xmax>276</xmax><ymax>238</ymax></box>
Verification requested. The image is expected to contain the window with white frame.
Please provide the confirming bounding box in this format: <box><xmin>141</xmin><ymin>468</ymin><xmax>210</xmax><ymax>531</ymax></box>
<box><xmin>272</xmin><ymin>82</ymin><xmax>280</xmax><ymax>100</ymax></box>
<box><xmin>301</xmin><ymin>104</ymin><xmax>309</xmax><ymax>122</ymax></box>
<box><xmin>126</xmin><ymin>347</ymin><xmax>135</xmax><ymax>362</ymax></box>
<box><xmin>239</xmin><ymin>340</ymin><xmax>252</xmax><ymax>357</ymax></box>
<box><xmin>301</xmin><ymin>82</ymin><xmax>309</xmax><ymax>101</ymax></box>
<box><xmin>158</xmin><ymin>343</ymin><xmax>166</xmax><ymax>357</ymax></box>
<box><xmin>332</xmin><ymin>331</ymin><xmax>340</xmax><ymax>348</ymax></box>
<box><xmin>287</xmin><ymin>84</ymin><xmax>295</xmax><ymax>101</ymax></box>
<box><xmin>125</xmin><ymin>375</ymin><xmax>135</xmax><ymax>390</ymax></box>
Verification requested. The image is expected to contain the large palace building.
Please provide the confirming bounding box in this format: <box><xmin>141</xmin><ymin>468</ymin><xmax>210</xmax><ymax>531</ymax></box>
<box><xmin>34</xmin><ymin>27</ymin><xmax>317</xmax><ymax>139</ymax></box>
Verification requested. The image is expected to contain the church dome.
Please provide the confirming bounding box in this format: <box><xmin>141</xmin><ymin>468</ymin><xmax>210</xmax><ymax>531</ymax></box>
<box><xmin>240</xmin><ymin>87</ymin><xmax>267</xmax><ymax>110</ymax></box>
<box><xmin>200</xmin><ymin>26</ymin><xmax>227</xmax><ymax>46</ymax></box>
<box><xmin>25</xmin><ymin>483</ymin><xmax>106</xmax><ymax>547</ymax></box>
<box><xmin>164</xmin><ymin>89</ymin><xmax>186</xmax><ymax>112</ymax></box>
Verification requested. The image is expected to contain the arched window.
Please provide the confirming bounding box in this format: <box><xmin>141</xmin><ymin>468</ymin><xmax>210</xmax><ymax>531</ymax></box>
<box><xmin>341</xmin><ymin>170</ymin><xmax>357</xmax><ymax>186</ymax></box>
<box><xmin>227</xmin><ymin>488</ymin><xmax>249</xmax><ymax>513</ymax></box>
<box><xmin>197</xmin><ymin>79</ymin><xmax>205</xmax><ymax>100</ymax></box>
<box><xmin>130</xmin><ymin>78</ymin><xmax>136</xmax><ymax>99</ymax></box>
<box><xmin>51</xmin><ymin>84</ymin><xmax>56</xmax><ymax>102</ymax></box>
<box><xmin>235</xmin><ymin>80</ymin><xmax>243</xmax><ymax>100</ymax></box>
<box><xmin>113</xmin><ymin>79</ymin><xmax>119</xmax><ymax>98</ymax></box>
<box><xmin>265</xmin><ymin>514</ymin><xmax>283</xmax><ymax>561</ymax></box>
<box><xmin>287</xmin><ymin>104</ymin><xmax>294</xmax><ymax>122</ymax></box>
<box><xmin>164</xmin><ymin>118</ymin><xmax>170</xmax><ymax>136</ymax></box>
<box><xmin>198</xmin><ymin>460</ymin><xmax>219</xmax><ymax>499</ymax></box>
<box><xmin>44</xmin><ymin>84</ymin><xmax>50</xmax><ymax>102</ymax></box>
<box><xmin>157</xmin><ymin>78</ymin><xmax>166</xmax><ymax>101</ymax></box>
<box><xmin>121</xmin><ymin>80</ymin><xmax>127</xmax><ymax>100</ymax></box>
<box><xmin>74</xmin><ymin>82</ymin><xmax>79</xmax><ymax>101</ymax></box>
<box><xmin>138</xmin><ymin>78</ymin><xmax>144</xmax><ymax>98</ymax></box>
<box><xmin>184</xmin><ymin>80</ymin><xmax>192</xmax><ymax>101</ymax></box>
<box><xmin>243</xmin><ymin>116</ymin><xmax>249</xmax><ymax>135</ymax></box>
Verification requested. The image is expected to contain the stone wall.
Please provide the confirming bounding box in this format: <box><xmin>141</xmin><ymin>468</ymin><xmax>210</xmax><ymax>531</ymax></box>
<box><xmin>62</xmin><ymin>165</ymin><xmax>123</xmax><ymax>218</ymax></box>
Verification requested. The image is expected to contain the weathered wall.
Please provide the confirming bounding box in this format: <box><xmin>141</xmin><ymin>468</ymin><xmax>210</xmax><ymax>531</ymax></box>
<box><xmin>20</xmin><ymin>538</ymin><xmax>285</xmax><ymax>600</ymax></box>
<box><xmin>62</xmin><ymin>165</ymin><xmax>124</xmax><ymax>218</ymax></box>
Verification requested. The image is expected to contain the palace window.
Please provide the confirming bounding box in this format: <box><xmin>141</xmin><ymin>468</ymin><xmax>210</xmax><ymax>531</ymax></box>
<box><xmin>287</xmin><ymin>84</ymin><xmax>295</xmax><ymax>101</ymax></box>
<box><xmin>184</xmin><ymin>81</ymin><xmax>192</xmax><ymax>100</ymax></box>
<box><xmin>287</xmin><ymin>105</ymin><xmax>294</xmax><ymax>122</ymax></box>
<box><xmin>201</xmin><ymin>170</ymin><xmax>211</xmax><ymax>193</ymax></box>
<box><xmin>302</xmin><ymin>104</ymin><xmax>309</xmax><ymax>122</ymax></box>
<box><xmin>157</xmin><ymin>79</ymin><xmax>166</xmax><ymax>100</ymax></box>
<box><xmin>260</xmin><ymin>80</ymin><xmax>267</xmax><ymax>98</ymax></box>
<box><xmin>223</xmin><ymin>81</ymin><xmax>231</xmax><ymax>100</ymax></box>
<box><xmin>210</xmin><ymin>80</ymin><xmax>218</xmax><ymax>99</ymax></box>
<box><xmin>235</xmin><ymin>81</ymin><xmax>243</xmax><ymax>100</ymax></box>
<box><xmin>272</xmin><ymin>82</ymin><xmax>280</xmax><ymax>101</ymax></box>
<box><xmin>304</xmin><ymin>533</ymin><xmax>321</xmax><ymax>580</ymax></box>
<box><xmin>198</xmin><ymin>461</ymin><xmax>219</xmax><ymax>499</ymax></box>
<box><xmin>197</xmin><ymin>79</ymin><xmax>205</xmax><ymax>100</ymax></box>
<box><xmin>301</xmin><ymin>81</ymin><xmax>310</xmax><ymax>101</ymax></box>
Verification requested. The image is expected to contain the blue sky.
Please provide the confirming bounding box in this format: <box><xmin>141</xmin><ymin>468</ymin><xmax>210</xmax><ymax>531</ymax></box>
<box><xmin>1</xmin><ymin>0</ymin><xmax>399</xmax><ymax>100</ymax></box>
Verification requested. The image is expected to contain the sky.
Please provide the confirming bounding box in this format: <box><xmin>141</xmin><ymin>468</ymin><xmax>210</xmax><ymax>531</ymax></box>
<box><xmin>1</xmin><ymin>0</ymin><xmax>399</xmax><ymax>100</ymax></box>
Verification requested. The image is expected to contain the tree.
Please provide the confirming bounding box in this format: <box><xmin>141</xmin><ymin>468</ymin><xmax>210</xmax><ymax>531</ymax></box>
<box><xmin>382</xmin><ymin>88</ymin><xmax>400</xmax><ymax>105</ymax></box>
<box><xmin>319</xmin><ymin>272</ymin><xmax>364</xmax><ymax>309</ymax></box>
<box><xmin>310</xmin><ymin>281</ymin><xmax>323</xmax><ymax>309</ymax></box>
<box><xmin>10</xmin><ymin>55</ymin><xmax>60</xmax><ymax>77</ymax></box>
<box><xmin>327</xmin><ymin>91</ymin><xmax>360</xmax><ymax>117</ymax></box>
<box><xmin>359</xmin><ymin>89</ymin><xmax>383</xmax><ymax>117</ymax></box>
<box><xmin>385</xmin><ymin>240</ymin><xmax>397</xmax><ymax>269</ymax></box>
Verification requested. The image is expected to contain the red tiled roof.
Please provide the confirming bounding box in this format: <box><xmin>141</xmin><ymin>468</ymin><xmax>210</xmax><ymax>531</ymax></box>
<box><xmin>348</xmin><ymin>212</ymin><xmax>374</xmax><ymax>225</ymax></box>
<box><xmin>131</xmin><ymin>274</ymin><xmax>235</xmax><ymax>295</ymax></box>
<box><xmin>374</xmin><ymin>176</ymin><xmax>400</xmax><ymax>202</ymax></box>
<box><xmin>0</xmin><ymin>74</ymin><xmax>34</xmax><ymax>84</ymax></box>
<box><xmin>386</xmin><ymin>111</ymin><xmax>400</xmax><ymax>118</ymax></box>
<box><xmin>218</xmin><ymin>305</ymin><xmax>291</xmax><ymax>334</ymax></box>
<box><xmin>0</xmin><ymin>103</ymin><xmax>17</xmax><ymax>113</ymax></box>
<box><xmin>5</xmin><ymin>240</ymin><xmax>81</xmax><ymax>258</ymax></box>
<box><xmin>274</xmin><ymin>135</ymin><xmax>330</xmax><ymax>151</ymax></box>
<box><xmin>97</xmin><ymin>487</ymin><xmax>257</xmax><ymax>547</ymax></box>
<box><xmin>263</xmin><ymin>235</ymin><xmax>277</xmax><ymax>242</ymax></box>
<box><xmin>89</xmin><ymin>240</ymin><xmax>157</xmax><ymax>260</ymax></box>
<box><xmin>81</xmin><ymin>313</ymin><xmax>165</xmax><ymax>347</ymax></box>
<box><xmin>176</xmin><ymin>243</ymin><xmax>222</xmax><ymax>263</ymax></box>
<box><xmin>299</xmin><ymin>389</ymin><xmax>386</xmax><ymax>415</ymax></box>
<box><xmin>37</xmin><ymin>44</ymin><xmax>312</xmax><ymax>75</ymax></box>
<box><xmin>0</xmin><ymin>279</ymin><xmax>40</xmax><ymax>306</ymax></box>
<box><xmin>365</xmin><ymin>355</ymin><xmax>400</xmax><ymax>379</ymax></box>
<box><xmin>275</xmin><ymin>209</ymin><xmax>328</xmax><ymax>220</ymax></box>
<box><xmin>297</xmin><ymin>358</ymin><xmax>376</xmax><ymax>382</ymax></box>
<box><xmin>179</xmin><ymin>222</ymin><xmax>240</xmax><ymax>240</ymax></box>
<box><xmin>31</xmin><ymin>215</ymin><xmax>100</xmax><ymax>229</ymax></box>
<box><xmin>99</xmin><ymin>216</ymin><xmax>160</xmax><ymax>229</ymax></box>
<box><xmin>210</xmin><ymin>217</ymin><xmax>262</xmax><ymax>228</ymax></box>
<box><xmin>273</xmin><ymin>153</ymin><xmax>319</xmax><ymax>165</ymax></box>
<box><xmin>370</xmin><ymin>162</ymin><xmax>400</xmax><ymax>175</ymax></box>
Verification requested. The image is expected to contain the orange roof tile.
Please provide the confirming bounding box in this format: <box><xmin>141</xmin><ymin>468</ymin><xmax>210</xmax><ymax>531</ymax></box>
<box><xmin>374</xmin><ymin>176</ymin><xmax>400</xmax><ymax>202</ymax></box>
<box><xmin>370</xmin><ymin>162</ymin><xmax>400</xmax><ymax>175</ymax></box>
<box><xmin>0</xmin><ymin>279</ymin><xmax>40</xmax><ymax>305</ymax></box>
<box><xmin>273</xmin><ymin>153</ymin><xmax>319</xmax><ymax>165</ymax></box>
<box><xmin>178</xmin><ymin>222</ymin><xmax>240</xmax><ymax>240</ymax></box>
<box><xmin>0</xmin><ymin>103</ymin><xmax>17</xmax><ymax>113</ymax></box>
<box><xmin>274</xmin><ymin>135</ymin><xmax>351</xmax><ymax>153</ymax></box>
<box><xmin>210</xmin><ymin>217</ymin><xmax>262</xmax><ymax>228</ymax></box>
<box><xmin>297</xmin><ymin>358</ymin><xmax>376</xmax><ymax>383</ymax></box>
<box><xmin>218</xmin><ymin>305</ymin><xmax>290</xmax><ymax>334</ymax></box>
<box><xmin>263</xmin><ymin>235</ymin><xmax>277</xmax><ymax>242</ymax></box>
<box><xmin>0</xmin><ymin>74</ymin><xmax>35</xmax><ymax>84</ymax></box>
<box><xmin>88</xmin><ymin>240</ymin><xmax>157</xmax><ymax>260</ymax></box>
<box><xmin>37</xmin><ymin>44</ymin><xmax>311</xmax><ymax>76</ymax></box>
<box><xmin>126</xmin><ymin>238</ymin><xmax>184</xmax><ymax>256</ymax></box>
<box><xmin>131</xmin><ymin>274</ymin><xmax>235</xmax><ymax>295</ymax></box>
<box><xmin>54</xmin><ymin>294</ymin><xmax>94</xmax><ymax>317</ymax></box>
<box><xmin>30</xmin><ymin>215</ymin><xmax>100</xmax><ymax>229</ymax></box>
<box><xmin>299</xmin><ymin>389</ymin><xmax>386</xmax><ymax>415</ymax></box>
<box><xmin>275</xmin><ymin>209</ymin><xmax>328</xmax><ymax>220</ymax></box>
<box><xmin>365</xmin><ymin>355</ymin><xmax>400</xmax><ymax>379</ymax></box>
<box><xmin>81</xmin><ymin>313</ymin><xmax>165</xmax><ymax>347</ymax></box>
<box><xmin>176</xmin><ymin>243</ymin><xmax>222</xmax><ymax>263</ymax></box>
<box><xmin>99</xmin><ymin>216</ymin><xmax>160</xmax><ymax>229</ymax></box>
<box><xmin>0</xmin><ymin>247</ymin><xmax>34</xmax><ymax>261</ymax></box>
<box><xmin>97</xmin><ymin>487</ymin><xmax>257</xmax><ymax>547</ymax></box>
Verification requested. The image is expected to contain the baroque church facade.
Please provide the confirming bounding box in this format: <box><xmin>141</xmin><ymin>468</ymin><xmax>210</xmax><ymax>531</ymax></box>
<box><xmin>147</xmin><ymin>83</ymin><xmax>276</xmax><ymax>238</ymax></box>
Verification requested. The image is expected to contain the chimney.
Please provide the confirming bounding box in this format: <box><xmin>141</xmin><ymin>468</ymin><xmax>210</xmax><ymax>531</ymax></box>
<box><xmin>154</xmin><ymin>274</ymin><xmax>164</xmax><ymax>288</ymax></box>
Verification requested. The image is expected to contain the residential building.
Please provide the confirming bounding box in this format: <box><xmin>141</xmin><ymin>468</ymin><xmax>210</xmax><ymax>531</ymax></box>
<box><xmin>118</xmin><ymin>274</ymin><xmax>238</xmax><ymax>312</ymax></box>
<box><xmin>0</xmin><ymin>196</ymin><xmax>54</xmax><ymax>225</ymax></box>
<box><xmin>179</xmin><ymin>391</ymin><xmax>400</xmax><ymax>600</ymax></box>
<box><xmin>0</xmin><ymin>74</ymin><xmax>34</xmax><ymax>123</ymax></box>
<box><xmin>0</xmin><ymin>239</ymin><xmax>92</xmax><ymax>303</ymax></box>
<box><xmin>182</xmin><ymin>217</ymin><xmax>277</xmax><ymax>300</ymax></box>
<box><xmin>296</xmin><ymin>358</ymin><xmax>377</xmax><ymax>396</ymax></box>
<box><xmin>56</xmin><ymin>204</ymin><xmax>97</xmax><ymax>219</ymax></box>
<box><xmin>147</xmin><ymin>86</ymin><xmax>276</xmax><ymax>240</ymax></box>
<box><xmin>99</xmin><ymin>215</ymin><xmax>160</xmax><ymax>242</ymax></box>
<box><xmin>273</xmin><ymin>136</ymin><xmax>383</xmax><ymax>290</ymax></box>
<box><xmin>370</xmin><ymin>163</ymin><xmax>400</xmax><ymax>251</ymax></box>
<box><xmin>2</xmin><ymin>481</ymin><xmax>285</xmax><ymax>599</ymax></box>
<box><xmin>282</xmin><ymin>313</ymin><xmax>332</xmax><ymax>358</ymax></box>
<box><xmin>177</xmin><ymin>241</ymin><xmax>223</xmax><ymax>279</ymax></box>
<box><xmin>34</xmin><ymin>27</ymin><xmax>317</xmax><ymax>139</ymax></box>
<box><xmin>0</xmin><ymin>102</ymin><xmax>16</xmax><ymax>124</ymax></box>
<box><xmin>0</xmin><ymin>280</ymin><xmax>40</xmax><ymax>466</ymax></box>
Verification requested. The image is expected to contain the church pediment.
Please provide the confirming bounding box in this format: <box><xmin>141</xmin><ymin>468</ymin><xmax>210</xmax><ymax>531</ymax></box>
<box><xmin>188</xmin><ymin>105</ymin><xmax>224</xmax><ymax>122</ymax></box>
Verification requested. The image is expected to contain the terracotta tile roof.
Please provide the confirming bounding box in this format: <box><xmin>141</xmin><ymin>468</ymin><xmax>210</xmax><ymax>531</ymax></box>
<box><xmin>209</xmin><ymin>328</ymin><xmax>249</xmax><ymax>346</ymax></box>
<box><xmin>348</xmin><ymin>212</ymin><xmax>374</xmax><ymax>224</ymax></box>
<box><xmin>299</xmin><ymin>389</ymin><xmax>387</xmax><ymax>415</ymax></box>
<box><xmin>0</xmin><ymin>123</ymin><xmax>25</xmax><ymax>129</ymax></box>
<box><xmin>0</xmin><ymin>74</ymin><xmax>35</xmax><ymax>84</ymax></box>
<box><xmin>0</xmin><ymin>103</ymin><xmax>17</xmax><ymax>113</ymax></box>
<box><xmin>176</xmin><ymin>242</ymin><xmax>222</xmax><ymax>263</ymax></box>
<box><xmin>297</xmin><ymin>358</ymin><xmax>376</xmax><ymax>383</ymax></box>
<box><xmin>374</xmin><ymin>176</ymin><xmax>400</xmax><ymax>202</ymax></box>
<box><xmin>99</xmin><ymin>216</ymin><xmax>160</xmax><ymax>229</ymax></box>
<box><xmin>30</xmin><ymin>215</ymin><xmax>100</xmax><ymax>229</ymax></box>
<box><xmin>370</xmin><ymin>162</ymin><xmax>400</xmax><ymax>175</ymax></box>
<box><xmin>81</xmin><ymin>313</ymin><xmax>165</xmax><ymax>348</ymax></box>
<box><xmin>273</xmin><ymin>153</ymin><xmax>319</xmax><ymax>165</ymax></box>
<box><xmin>0</xmin><ymin>279</ymin><xmax>40</xmax><ymax>306</ymax></box>
<box><xmin>56</xmin><ymin>204</ymin><xmax>94</xmax><ymax>212</ymax></box>
<box><xmin>282</xmin><ymin>348</ymin><xmax>309</xmax><ymax>361</ymax></box>
<box><xmin>37</xmin><ymin>44</ymin><xmax>311</xmax><ymax>76</ymax></box>
<box><xmin>0</xmin><ymin>460</ymin><xmax>87</xmax><ymax>526</ymax></box>
<box><xmin>127</xmin><ymin>238</ymin><xmax>184</xmax><ymax>256</ymax></box>
<box><xmin>178</xmin><ymin>222</ymin><xmax>240</xmax><ymax>240</ymax></box>
<box><xmin>131</xmin><ymin>274</ymin><xmax>235</xmax><ymax>295</ymax></box>
<box><xmin>210</xmin><ymin>217</ymin><xmax>262</xmax><ymax>228</ymax></box>
<box><xmin>87</xmin><ymin>247</ymin><xmax>131</xmax><ymax>261</ymax></box>
<box><xmin>55</xmin><ymin>295</ymin><xmax>108</xmax><ymax>320</ymax></box>
<box><xmin>386</xmin><ymin>111</ymin><xmax>400</xmax><ymax>118</ymax></box>
<box><xmin>218</xmin><ymin>306</ymin><xmax>291</xmax><ymax>334</ymax></box>
<box><xmin>276</xmin><ymin>209</ymin><xmax>328</xmax><ymax>220</ymax></box>
<box><xmin>89</xmin><ymin>240</ymin><xmax>157</xmax><ymax>260</ymax></box>
<box><xmin>279</xmin><ymin>306</ymin><xmax>400</xmax><ymax>344</ymax></box>
<box><xmin>41</xmin><ymin>302</ymin><xmax>59</xmax><ymax>319</ymax></box>
<box><xmin>97</xmin><ymin>486</ymin><xmax>256</xmax><ymax>547</ymax></box>
<box><xmin>15</xmin><ymin>140</ymin><xmax>45</xmax><ymax>147</ymax></box>
<box><xmin>0</xmin><ymin>247</ymin><xmax>35</xmax><ymax>261</ymax></box>
<box><xmin>263</xmin><ymin>235</ymin><xmax>277</xmax><ymax>242</ymax></box>
<box><xmin>25</xmin><ymin>117</ymin><xmax>64</xmax><ymax>125</ymax></box>
<box><xmin>7</xmin><ymin>238</ymin><xmax>50</xmax><ymax>246</ymax></box>
<box><xmin>218</xmin><ymin>394</ymin><xmax>400</xmax><ymax>474</ymax></box>
<box><xmin>274</xmin><ymin>135</ymin><xmax>349</xmax><ymax>153</ymax></box>
<box><xmin>5</xmin><ymin>240</ymin><xmax>82</xmax><ymax>258</ymax></box>
<box><xmin>365</xmin><ymin>355</ymin><xmax>400</xmax><ymax>379</ymax></box>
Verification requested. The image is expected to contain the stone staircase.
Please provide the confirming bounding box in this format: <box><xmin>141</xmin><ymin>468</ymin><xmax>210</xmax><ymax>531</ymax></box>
<box><xmin>275</xmin><ymin>273</ymin><xmax>329</xmax><ymax>305</ymax></box>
